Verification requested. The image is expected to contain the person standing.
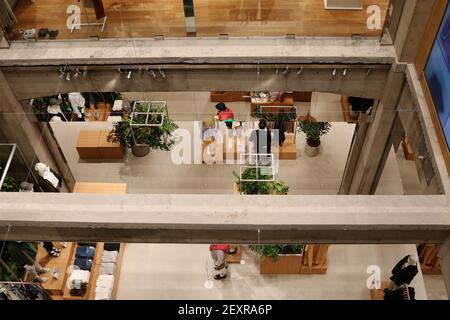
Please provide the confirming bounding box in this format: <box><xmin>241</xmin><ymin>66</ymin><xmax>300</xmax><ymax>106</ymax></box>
<box><xmin>209</xmin><ymin>244</ymin><xmax>230</xmax><ymax>280</ymax></box>
<box><xmin>215</xmin><ymin>102</ymin><xmax>235</xmax><ymax>129</ymax></box>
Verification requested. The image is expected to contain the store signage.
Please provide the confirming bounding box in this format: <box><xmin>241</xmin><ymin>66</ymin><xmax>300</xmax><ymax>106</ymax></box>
<box><xmin>366</xmin><ymin>265</ymin><xmax>382</xmax><ymax>289</ymax></box>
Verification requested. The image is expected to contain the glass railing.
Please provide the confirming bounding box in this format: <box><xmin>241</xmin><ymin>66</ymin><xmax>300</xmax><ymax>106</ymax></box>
<box><xmin>0</xmin><ymin>0</ymin><xmax>390</xmax><ymax>44</ymax></box>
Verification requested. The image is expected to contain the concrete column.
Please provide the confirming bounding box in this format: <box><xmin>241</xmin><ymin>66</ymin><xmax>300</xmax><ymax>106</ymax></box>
<box><xmin>0</xmin><ymin>71</ymin><xmax>72</xmax><ymax>190</ymax></box>
<box><xmin>438</xmin><ymin>236</ymin><xmax>450</xmax><ymax>299</ymax></box>
<box><xmin>340</xmin><ymin>65</ymin><xmax>406</xmax><ymax>194</ymax></box>
<box><xmin>393</xmin><ymin>0</ymin><xmax>436</xmax><ymax>63</ymax></box>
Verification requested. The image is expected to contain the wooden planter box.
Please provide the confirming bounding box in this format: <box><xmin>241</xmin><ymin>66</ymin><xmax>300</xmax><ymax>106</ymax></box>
<box><xmin>260</xmin><ymin>254</ymin><xmax>303</xmax><ymax>274</ymax></box>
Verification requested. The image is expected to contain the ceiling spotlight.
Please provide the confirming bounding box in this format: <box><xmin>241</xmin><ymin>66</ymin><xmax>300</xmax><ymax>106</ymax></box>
<box><xmin>118</xmin><ymin>68</ymin><xmax>123</xmax><ymax>74</ymax></box>
<box><xmin>332</xmin><ymin>69</ymin><xmax>337</xmax><ymax>76</ymax></box>
<box><xmin>74</xmin><ymin>68</ymin><xmax>80</xmax><ymax>78</ymax></box>
<box><xmin>275</xmin><ymin>68</ymin><xmax>279</xmax><ymax>75</ymax></box>
<box><xmin>59</xmin><ymin>65</ymin><xmax>67</xmax><ymax>78</ymax></box>
<box><xmin>66</xmin><ymin>72</ymin><xmax>71</xmax><ymax>81</ymax></box>
<box><xmin>366</xmin><ymin>68</ymin><xmax>372</xmax><ymax>76</ymax></box>
<box><xmin>282</xmin><ymin>67</ymin><xmax>289</xmax><ymax>75</ymax></box>
<box><xmin>150</xmin><ymin>70</ymin><xmax>156</xmax><ymax>78</ymax></box>
<box><xmin>127</xmin><ymin>71</ymin><xmax>132</xmax><ymax>79</ymax></box>
<box><xmin>159</xmin><ymin>68</ymin><xmax>166</xmax><ymax>78</ymax></box>
<box><xmin>296</xmin><ymin>67</ymin><xmax>303</xmax><ymax>75</ymax></box>
<box><xmin>342</xmin><ymin>69</ymin><xmax>347</xmax><ymax>77</ymax></box>
<box><xmin>82</xmin><ymin>68</ymin><xmax>88</xmax><ymax>77</ymax></box>
<box><xmin>138</xmin><ymin>68</ymin><xmax>143</xmax><ymax>75</ymax></box>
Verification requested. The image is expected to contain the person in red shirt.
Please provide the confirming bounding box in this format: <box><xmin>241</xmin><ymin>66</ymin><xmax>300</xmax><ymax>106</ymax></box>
<box><xmin>209</xmin><ymin>244</ymin><xmax>230</xmax><ymax>280</ymax></box>
<box><xmin>215</xmin><ymin>102</ymin><xmax>234</xmax><ymax>129</ymax></box>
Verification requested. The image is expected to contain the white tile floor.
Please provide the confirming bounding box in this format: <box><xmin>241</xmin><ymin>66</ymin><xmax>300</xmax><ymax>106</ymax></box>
<box><xmin>116</xmin><ymin>244</ymin><xmax>428</xmax><ymax>300</ymax></box>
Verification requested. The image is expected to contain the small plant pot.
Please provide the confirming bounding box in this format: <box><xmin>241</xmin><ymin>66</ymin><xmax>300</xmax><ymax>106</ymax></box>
<box><xmin>131</xmin><ymin>144</ymin><xmax>151</xmax><ymax>157</ymax></box>
<box><xmin>305</xmin><ymin>143</ymin><xmax>320</xmax><ymax>157</ymax></box>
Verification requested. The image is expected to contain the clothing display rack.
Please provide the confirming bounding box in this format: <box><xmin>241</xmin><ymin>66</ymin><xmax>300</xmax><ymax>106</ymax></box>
<box><xmin>0</xmin><ymin>143</ymin><xmax>42</xmax><ymax>192</ymax></box>
<box><xmin>0</xmin><ymin>282</ymin><xmax>52</xmax><ymax>300</ymax></box>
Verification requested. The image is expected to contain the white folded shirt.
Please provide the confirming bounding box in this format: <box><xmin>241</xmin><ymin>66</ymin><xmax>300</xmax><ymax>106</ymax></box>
<box><xmin>101</xmin><ymin>250</ymin><xmax>119</xmax><ymax>263</ymax></box>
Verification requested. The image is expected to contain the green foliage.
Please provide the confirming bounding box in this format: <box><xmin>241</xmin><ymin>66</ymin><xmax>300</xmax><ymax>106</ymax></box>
<box><xmin>251</xmin><ymin>106</ymin><xmax>297</xmax><ymax>122</ymax></box>
<box><xmin>249</xmin><ymin>244</ymin><xmax>304</xmax><ymax>261</ymax></box>
<box><xmin>233</xmin><ymin>168</ymin><xmax>289</xmax><ymax>195</ymax></box>
<box><xmin>108</xmin><ymin>103</ymin><xmax>178</xmax><ymax>152</ymax></box>
<box><xmin>1</xmin><ymin>176</ymin><xmax>20</xmax><ymax>192</ymax></box>
<box><xmin>298</xmin><ymin>119</ymin><xmax>331</xmax><ymax>147</ymax></box>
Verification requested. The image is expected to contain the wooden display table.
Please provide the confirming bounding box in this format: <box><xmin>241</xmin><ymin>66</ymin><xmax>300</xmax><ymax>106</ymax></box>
<box><xmin>76</xmin><ymin>130</ymin><xmax>124</xmax><ymax>159</ymax></box>
<box><xmin>36</xmin><ymin>242</ymin><xmax>76</xmax><ymax>298</ymax></box>
<box><xmin>73</xmin><ymin>182</ymin><xmax>128</xmax><ymax>194</ymax></box>
<box><xmin>370</xmin><ymin>281</ymin><xmax>389</xmax><ymax>300</ymax></box>
<box><xmin>250</xmin><ymin>97</ymin><xmax>294</xmax><ymax>113</ymax></box>
<box><xmin>202</xmin><ymin>137</ymin><xmax>246</xmax><ymax>164</ymax></box>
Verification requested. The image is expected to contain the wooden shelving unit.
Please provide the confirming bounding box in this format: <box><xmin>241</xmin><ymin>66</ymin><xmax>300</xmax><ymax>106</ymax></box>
<box><xmin>63</xmin><ymin>243</ymin><xmax>102</xmax><ymax>300</ymax></box>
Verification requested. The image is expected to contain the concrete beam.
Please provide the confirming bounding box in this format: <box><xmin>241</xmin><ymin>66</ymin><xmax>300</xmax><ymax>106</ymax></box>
<box><xmin>0</xmin><ymin>193</ymin><xmax>449</xmax><ymax>243</ymax></box>
<box><xmin>0</xmin><ymin>38</ymin><xmax>396</xmax><ymax>67</ymax></box>
<box><xmin>2</xmin><ymin>66</ymin><xmax>390</xmax><ymax>101</ymax></box>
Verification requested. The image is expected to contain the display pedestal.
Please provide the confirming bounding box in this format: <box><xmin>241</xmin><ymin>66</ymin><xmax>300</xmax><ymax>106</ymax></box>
<box><xmin>279</xmin><ymin>134</ymin><xmax>297</xmax><ymax>160</ymax></box>
<box><xmin>370</xmin><ymin>281</ymin><xmax>389</xmax><ymax>300</ymax></box>
<box><xmin>226</xmin><ymin>245</ymin><xmax>242</xmax><ymax>264</ymax></box>
<box><xmin>76</xmin><ymin>130</ymin><xmax>124</xmax><ymax>159</ymax></box>
<box><xmin>73</xmin><ymin>182</ymin><xmax>128</xmax><ymax>194</ymax></box>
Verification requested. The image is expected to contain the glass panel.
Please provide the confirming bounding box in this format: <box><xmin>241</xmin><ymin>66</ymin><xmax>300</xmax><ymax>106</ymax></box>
<box><xmin>6</xmin><ymin>0</ymin><xmax>187</xmax><ymax>41</ymax></box>
<box><xmin>4</xmin><ymin>0</ymin><xmax>390</xmax><ymax>41</ymax></box>
<box><xmin>194</xmin><ymin>0</ymin><xmax>390</xmax><ymax>37</ymax></box>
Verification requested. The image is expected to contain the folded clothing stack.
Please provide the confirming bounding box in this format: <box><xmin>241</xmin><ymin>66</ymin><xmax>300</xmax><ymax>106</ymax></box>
<box><xmin>100</xmin><ymin>250</ymin><xmax>118</xmax><ymax>275</ymax></box>
<box><xmin>94</xmin><ymin>246</ymin><xmax>120</xmax><ymax>300</ymax></box>
<box><xmin>75</xmin><ymin>245</ymin><xmax>96</xmax><ymax>272</ymax></box>
<box><xmin>94</xmin><ymin>274</ymin><xmax>114</xmax><ymax>300</ymax></box>
<box><xmin>68</xmin><ymin>269</ymin><xmax>90</xmax><ymax>296</ymax></box>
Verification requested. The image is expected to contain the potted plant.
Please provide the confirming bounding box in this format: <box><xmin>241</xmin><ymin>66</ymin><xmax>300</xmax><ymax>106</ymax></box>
<box><xmin>249</xmin><ymin>244</ymin><xmax>304</xmax><ymax>274</ymax></box>
<box><xmin>0</xmin><ymin>176</ymin><xmax>20</xmax><ymax>192</ymax></box>
<box><xmin>108</xmin><ymin>101</ymin><xmax>178</xmax><ymax>157</ymax></box>
<box><xmin>298</xmin><ymin>113</ymin><xmax>331</xmax><ymax>157</ymax></box>
<box><xmin>251</xmin><ymin>106</ymin><xmax>297</xmax><ymax>122</ymax></box>
<box><xmin>232</xmin><ymin>168</ymin><xmax>289</xmax><ymax>195</ymax></box>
